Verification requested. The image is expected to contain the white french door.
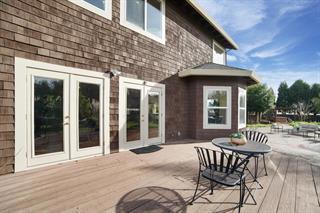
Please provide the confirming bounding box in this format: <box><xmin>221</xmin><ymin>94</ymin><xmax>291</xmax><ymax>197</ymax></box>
<box><xmin>70</xmin><ymin>75</ymin><xmax>104</xmax><ymax>159</ymax></box>
<box><xmin>27</xmin><ymin>69</ymin><xmax>70</xmax><ymax>166</ymax></box>
<box><xmin>26</xmin><ymin>68</ymin><xmax>105</xmax><ymax>167</ymax></box>
<box><xmin>119</xmin><ymin>77</ymin><xmax>165</xmax><ymax>151</ymax></box>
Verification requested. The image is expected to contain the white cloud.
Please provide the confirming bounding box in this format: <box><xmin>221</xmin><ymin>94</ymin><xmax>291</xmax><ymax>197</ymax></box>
<box><xmin>197</xmin><ymin>0</ymin><xmax>266</xmax><ymax>32</ymax></box>
<box><xmin>227</xmin><ymin>55</ymin><xmax>237</xmax><ymax>62</ymax></box>
<box><xmin>250</xmin><ymin>43</ymin><xmax>293</xmax><ymax>58</ymax></box>
<box><xmin>279</xmin><ymin>3</ymin><xmax>310</xmax><ymax>16</ymax></box>
<box><xmin>241</xmin><ymin>30</ymin><xmax>279</xmax><ymax>53</ymax></box>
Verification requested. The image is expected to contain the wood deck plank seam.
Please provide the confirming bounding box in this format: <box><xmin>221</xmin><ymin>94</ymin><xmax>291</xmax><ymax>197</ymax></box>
<box><xmin>275</xmin><ymin>157</ymin><xmax>291</xmax><ymax>213</ymax></box>
<box><xmin>256</xmin><ymin>156</ymin><xmax>285</xmax><ymax>213</ymax></box>
<box><xmin>311</xmin><ymin>165</ymin><xmax>320</xmax><ymax>207</ymax></box>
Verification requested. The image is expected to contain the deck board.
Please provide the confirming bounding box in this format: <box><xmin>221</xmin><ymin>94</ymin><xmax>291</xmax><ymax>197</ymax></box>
<box><xmin>0</xmin><ymin>142</ymin><xmax>319</xmax><ymax>213</ymax></box>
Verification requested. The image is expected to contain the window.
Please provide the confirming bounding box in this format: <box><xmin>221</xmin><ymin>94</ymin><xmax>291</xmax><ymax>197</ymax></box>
<box><xmin>120</xmin><ymin>0</ymin><xmax>165</xmax><ymax>44</ymax></box>
<box><xmin>238</xmin><ymin>87</ymin><xmax>247</xmax><ymax>129</ymax></box>
<box><xmin>69</xmin><ymin>0</ymin><xmax>112</xmax><ymax>19</ymax></box>
<box><xmin>212</xmin><ymin>41</ymin><xmax>226</xmax><ymax>65</ymax></box>
<box><xmin>203</xmin><ymin>86</ymin><xmax>231</xmax><ymax>129</ymax></box>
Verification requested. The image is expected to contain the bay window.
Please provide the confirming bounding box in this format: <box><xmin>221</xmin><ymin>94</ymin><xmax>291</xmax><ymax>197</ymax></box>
<box><xmin>69</xmin><ymin>0</ymin><xmax>112</xmax><ymax>19</ymax></box>
<box><xmin>203</xmin><ymin>86</ymin><xmax>232</xmax><ymax>129</ymax></box>
<box><xmin>121</xmin><ymin>0</ymin><xmax>165</xmax><ymax>43</ymax></box>
<box><xmin>238</xmin><ymin>88</ymin><xmax>247</xmax><ymax>129</ymax></box>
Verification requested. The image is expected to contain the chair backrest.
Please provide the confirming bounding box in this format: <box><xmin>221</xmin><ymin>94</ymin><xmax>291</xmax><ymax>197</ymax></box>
<box><xmin>241</xmin><ymin>130</ymin><xmax>268</xmax><ymax>144</ymax></box>
<box><xmin>194</xmin><ymin>147</ymin><xmax>248</xmax><ymax>175</ymax></box>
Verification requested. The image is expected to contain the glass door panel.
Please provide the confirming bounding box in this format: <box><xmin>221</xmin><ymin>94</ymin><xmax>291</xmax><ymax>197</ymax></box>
<box><xmin>27</xmin><ymin>69</ymin><xmax>70</xmax><ymax>166</ymax></box>
<box><xmin>127</xmin><ymin>88</ymin><xmax>141</xmax><ymax>142</ymax></box>
<box><xmin>34</xmin><ymin>77</ymin><xmax>64</xmax><ymax>155</ymax></box>
<box><xmin>78</xmin><ymin>82</ymin><xmax>100</xmax><ymax>149</ymax></box>
<box><xmin>148</xmin><ymin>91</ymin><xmax>160</xmax><ymax>139</ymax></box>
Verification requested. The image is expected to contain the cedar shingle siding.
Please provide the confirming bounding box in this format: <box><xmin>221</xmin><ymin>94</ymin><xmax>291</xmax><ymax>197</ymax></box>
<box><xmin>0</xmin><ymin>0</ymin><xmax>216</xmax><ymax>174</ymax></box>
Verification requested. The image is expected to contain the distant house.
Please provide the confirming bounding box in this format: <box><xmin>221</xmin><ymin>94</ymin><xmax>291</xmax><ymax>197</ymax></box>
<box><xmin>0</xmin><ymin>0</ymin><xmax>260</xmax><ymax>174</ymax></box>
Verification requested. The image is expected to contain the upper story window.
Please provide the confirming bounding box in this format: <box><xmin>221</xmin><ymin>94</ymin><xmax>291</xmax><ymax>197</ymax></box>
<box><xmin>238</xmin><ymin>87</ymin><xmax>247</xmax><ymax>129</ymax></box>
<box><xmin>203</xmin><ymin>86</ymin><xmax>232</xmax><ymax>129</ymax></box>
<box><xmin>69</xmin><ymin>0</ymin><xmax>112</xmax><ymax>20</ymax></box>
<box><xmin>212</xmin><ymin>41</ymin><xmax>226</xmax><ymax>65</ymax></box>
<box><xmin>120</xmin><ymin>0</ymin><xmax>166</xmax><ymax>44</ymax></box>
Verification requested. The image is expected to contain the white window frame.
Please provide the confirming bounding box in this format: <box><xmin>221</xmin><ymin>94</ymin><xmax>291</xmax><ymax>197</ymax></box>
<box><xmin>120</xmin><ymin>0</ymin><xmax>166</xmax><ymax>44</ymax></box>
<box><xmin>203</xmin><ymin>86</ymin><xmax>232</xmax><ymax>129</ymax></box>
<box><xmin>68</xmin><ymin>0</ymin><xmax>112</xmax><ymax>20</ymax></box>
<box><xmin>238</xmin><ymin>87</ymin><xmax>247</xmax><ymax>129</ymax></box>
<box><xmin>212</xmin><ymin>41</ymin><xmax>226</xmax><ymax>65</ymax></box>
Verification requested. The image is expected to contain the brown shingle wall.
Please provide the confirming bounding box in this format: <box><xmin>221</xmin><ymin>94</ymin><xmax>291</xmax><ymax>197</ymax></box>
<box><xmin>0</xmin><ymin>0</ymin><xmax>213</xmax><ymax>174</ymax></box>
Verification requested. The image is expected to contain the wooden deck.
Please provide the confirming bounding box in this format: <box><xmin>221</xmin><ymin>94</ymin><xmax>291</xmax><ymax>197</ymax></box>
<box><xmin>0</xmin><ymin>141</ymin><xmax>319</xmax><ymax>213</ymax></box>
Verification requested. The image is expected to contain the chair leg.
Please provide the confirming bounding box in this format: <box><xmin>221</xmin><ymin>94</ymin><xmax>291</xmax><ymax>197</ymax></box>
<box><xmin>254</xmin><ymin>156</ymin><xmax>258</xmax><ymax>180</ymax></box>
<box><xmin>210</xmin><ymin>181</ymin><xmax>214</xmax><ymax>195</ymax></box>
<box><xmin>263</xmin><ymin>154</ymin><xmax>268</xmax><ymax>176</ymax></box>
<box><xmin>238</xmin><ymin>178</ymin><xmax>246</xmax><ymax>213</ymax></box>
<box><xmin>190</xmin><ymin>169</ymin><xmax>201</xmax><ymax>205</ymax></box>
<box><xmin>239</xmin><ymin>180</ymin><xmax>242</xmax><ymax>213</ymax></box>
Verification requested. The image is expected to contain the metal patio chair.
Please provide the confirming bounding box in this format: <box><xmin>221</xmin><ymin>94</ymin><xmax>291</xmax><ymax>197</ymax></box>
<box><xmin>190</xmin><ymin>147</ymin><xmax>250</xmax><ymax>213</ymax></box>
<box><xmin>241</xmin><ymin>130</ymin><xmax>269</xmax><ymax>177</ymax></box>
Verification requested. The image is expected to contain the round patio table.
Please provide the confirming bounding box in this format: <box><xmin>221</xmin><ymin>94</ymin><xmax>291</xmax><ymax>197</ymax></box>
<box><xmin>212</xmin><ymin>137</ymin><xmax>272</xmax><ymax>155</ymax></box>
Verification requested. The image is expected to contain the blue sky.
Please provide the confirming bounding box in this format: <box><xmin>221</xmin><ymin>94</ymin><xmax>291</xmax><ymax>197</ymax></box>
<box><xmin>197</xmin><ymin>0</ymin><xmax>320</xmax><ymax>93</ymax></box>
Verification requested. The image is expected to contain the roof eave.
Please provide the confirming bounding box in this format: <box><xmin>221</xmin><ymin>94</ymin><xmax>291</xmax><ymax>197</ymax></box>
<box><xmin>179</xmin><ymin>68</ymin><xmax>261</xmax><ymax>85</ymax></box>
<box><xmin>185</xmin><ymin>0</ymin><xmax>239</xmax><ymax>50</ymax></box>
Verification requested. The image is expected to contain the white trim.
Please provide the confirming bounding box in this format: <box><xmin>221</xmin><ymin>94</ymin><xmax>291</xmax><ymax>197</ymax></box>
<box><xmin>118</xmin><ymin>77</ymin><xmax>165</xmax><ymax>151</ymax></box>
<box><xmin>68</xmin><ymin>0</ymin><xmax>112</xmax><ymax>20</ymax></box>
<box><xmin>14</xmin><ymin>57</ymin><xmax>110</xmax><ymax>172</ymax></box>
<box><xmin>120</xmin><ymin>0</ymin><xmax>166</xmax><ymax>44</ymax></box>
<box><xmin>238</xmin><ymin>87</ymin><xmax>247</xmax><ymax>129</ymax></box>
<box><xmin>203</xmin><ymin>86</ymin><xmax>232</xmax><ymax>129</ymax></box>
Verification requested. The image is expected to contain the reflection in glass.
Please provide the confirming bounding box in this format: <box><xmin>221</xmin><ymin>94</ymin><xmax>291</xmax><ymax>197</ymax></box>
<box><xmin>240</xmin><ymin>95</ymin><xmax>246</xmax><ymax>108</ymax></box>
<box><xmin>240</xmin><ymin>109</ymin><xmax>246</xmax><ymax>124</ymax></box>
<box><xmin>84</xmin><ymin>0</ymin><xmax>105</xmax><ymax>10</ymax></box>
<box><xmin>34</xmin><ymin>77</ymin><xmax>64</xmax><ymax>155</ymax></box>
<box><xmin>208</xmin><ymin>109</ymin><xmax>227</xmax><ymax>124</ymax></box>
<box><xmin>126</xmin><ymin>0</ymin><xmax>145</xmax><ymax>29</ymax></box>
<box><xmin>207</xmin><ymin>90</ymin><xmax>227</xmax><ymax>107</ymax></box>
<box><xmin>148</xmin><ymin>92</ymin><xmax>159</xmax><ymax>138</ymax></box>
<box><xmin>147</xmin><ymin>0</ymin><xmax>162</xmax><ymax>38</ymax></box>
<box><xmin>78</xmin><ymin>83</ymin><xmax>100</xmax><ymax>149</ymax></box>
<box><xmin>127</xmin><ymin>89</ymin><xmax>141</xmax><ymax>141</ymax></box>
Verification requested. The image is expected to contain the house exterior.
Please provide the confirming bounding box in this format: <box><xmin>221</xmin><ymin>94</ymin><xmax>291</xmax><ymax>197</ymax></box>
<box><xmin>0</xmin><ymin>0</ymin><xmax>259</xmax><ymax>174</ymax></box>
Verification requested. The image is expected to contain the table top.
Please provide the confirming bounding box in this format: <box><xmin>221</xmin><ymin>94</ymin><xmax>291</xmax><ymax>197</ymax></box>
<box><xmin>212</xmin><ymin>137</ymin><xmax>272</xmax><ymax>154</ymax></box>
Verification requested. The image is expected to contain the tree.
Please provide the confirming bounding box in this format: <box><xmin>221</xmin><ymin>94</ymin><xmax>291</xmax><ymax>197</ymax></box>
<box><xmin>247</xmin><ymin>84</ymin><xmax>275</xmax><ymax>123</ymax></box>
<box><xmin>311</xmin><ymin>83</ymin><xmax>320</xmax><ymax>99</ymax></box>
<box><xmin>276</xmin><ymin>81</ymin><xmax>289</xmax><ymax>111</ymax></box>
<box><xmin>288</xmin><ymin>79</ymin><xmax>311</xmax><ymax>106</ymax></box>
<box><xmin>312</xmin><ymin>95</ymin><xmax>320</xmax><ymax>114</ymax></box>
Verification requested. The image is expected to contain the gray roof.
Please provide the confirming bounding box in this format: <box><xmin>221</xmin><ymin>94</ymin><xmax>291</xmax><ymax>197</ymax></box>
<box><xmin>179</xmin><ymin>63</ymin><xmax>261</xmax><ymax>85</ymax></box>
<box><xmin>191</xmin><ymin>62</ymin><xmax>250</xmax><ymax>71</ymax></box>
